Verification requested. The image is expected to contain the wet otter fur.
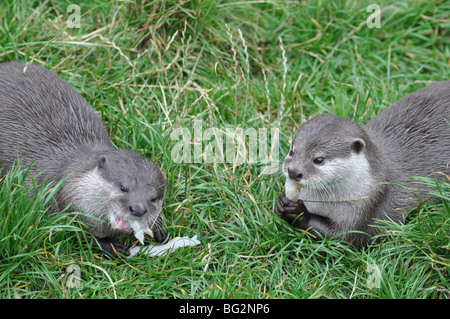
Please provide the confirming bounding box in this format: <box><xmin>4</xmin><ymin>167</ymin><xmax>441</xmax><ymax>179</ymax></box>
<box><xmin>0</xmin><ymin>62</ymin><xmax>167</xmax><ymax>256</ymax></box>
<box><xmin>276</xmin><ymin>81</ymin><xmax>450</xmax><ymax>247</ymax></box>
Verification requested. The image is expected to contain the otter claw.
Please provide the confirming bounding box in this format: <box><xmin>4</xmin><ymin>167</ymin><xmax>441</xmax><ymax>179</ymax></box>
<box><xmin>275</xmin><ymin>193</ymin><xmax>309</xmax><ymax>225</ymax></box>
<box><xmin>93</xmin><ymin>237</ymin><xmax>130</xmax><ymax>257</ymax></box>
<box><xmin>154</xmin><ymin>229</ymin><xmax>167</xmax><ymax>243</ymax></box>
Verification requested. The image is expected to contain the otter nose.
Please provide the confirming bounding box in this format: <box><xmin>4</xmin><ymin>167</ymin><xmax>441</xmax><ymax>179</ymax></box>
<box><xmin>129</xmin><ymin>205</ymin><xmax>147</xmax><ymax>217</ymax></box>
<box><xmin>288</xmin><ymin>168</ymin><xmax>303</xmax><ymax>181</ymax></box>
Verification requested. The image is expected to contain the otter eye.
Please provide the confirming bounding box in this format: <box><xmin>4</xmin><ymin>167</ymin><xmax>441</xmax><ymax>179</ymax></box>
<box><xmin>313</xmin><ymin>157</ymin><xmax>325</xmax><ymax>165</ymax></box>
<box><xmin>151</xmin><ymin>197</ymin><xmax>159</xmax><ymax>203</ymax></box>
<box><xmin>119</xmin><ymin>184</ymin><xmax>128</xmax><ymax>193</ymax></box>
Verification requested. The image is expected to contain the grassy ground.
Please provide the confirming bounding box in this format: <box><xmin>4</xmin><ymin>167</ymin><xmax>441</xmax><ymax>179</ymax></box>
<box><xmin>0</xmin><ymin>0</ymin><xmax>449</xmax><ymax>299</ymax></box>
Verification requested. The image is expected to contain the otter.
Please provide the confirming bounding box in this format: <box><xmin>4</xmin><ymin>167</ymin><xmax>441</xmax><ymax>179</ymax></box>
<box><xmin>276</xmin><ymin>81</ymin><xmax>450</xmax><ymax>247</ymax></box>
<box><xmin>0</xmin><ymin>62</ymin><xmax>167</xmax><ymax>256</ymax></box>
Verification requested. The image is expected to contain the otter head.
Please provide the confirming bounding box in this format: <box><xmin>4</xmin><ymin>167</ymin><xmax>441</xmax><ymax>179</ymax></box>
<box><xmin>282</xmin><ymin>113</ymin><xmax>374</xmax><ymax>200</ymax></box>
<box><xmin>73</xmin><ymin>149</ymin><xmax>167</xmax><ymax>241</ymax></box>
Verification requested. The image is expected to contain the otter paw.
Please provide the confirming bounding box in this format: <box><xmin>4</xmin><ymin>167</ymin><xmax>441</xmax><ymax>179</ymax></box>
<box><xmin>94</xmin><ymin>237</ymin><xmax>130</xmax><ymax>257</ymax></box>
<box><xmin>154</xmin><ymin>229</ymin><xmax>167</xmax><ymax>243</ymax></box>
<box><xmin>275</xmin><ymin>193</ymin><xmax>308</xmax><ymax>224</ymax></box>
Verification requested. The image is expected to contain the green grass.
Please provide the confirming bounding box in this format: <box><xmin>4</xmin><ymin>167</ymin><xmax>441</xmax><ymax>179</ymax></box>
<box><xmin>0</xmin><ymin>0</ymin><xmax>449</xmax><ymax>299</ymax></box>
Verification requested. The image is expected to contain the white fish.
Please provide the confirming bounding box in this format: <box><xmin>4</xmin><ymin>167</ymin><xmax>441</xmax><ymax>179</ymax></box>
<box><xmin>130</xmin><ymin>220</ymin><xmax>154</xmax><ymax>245</ymax></box>
<box><xmin>285</xmin><ymin>178</ymin><xmax>300</xmax><ymax>201</ymax></box>
<box><xmin>128</xmin><ymin>235</ymin><xmax>201</xmax><ymax>258</ymax></box>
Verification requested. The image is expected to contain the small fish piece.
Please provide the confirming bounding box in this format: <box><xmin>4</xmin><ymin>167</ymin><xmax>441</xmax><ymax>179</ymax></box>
<box><xmin>285</xmin><ymin>178</ymin><xmax>300</xmax><ymax>201</ymax></box>
<box><xmin>130</xmin><ymin>220</ymin><xmax>154</xmax><ymax>245</ymax></box>
<box><xmin>127</xmin><ymin>235</ymin><xmax>201</xmax><ymax>258</ymax></box>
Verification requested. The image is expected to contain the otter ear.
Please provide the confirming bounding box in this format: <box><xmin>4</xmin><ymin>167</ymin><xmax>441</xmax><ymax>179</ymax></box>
<box><xmin>98</xmin><ymin>155</ymin><xmax>108</xmax><ymax>168</ymax></box>
<box><xmin>351</xmin><ymin>138</ymin><xmax>365</xmax><ymax>154</ymax></box>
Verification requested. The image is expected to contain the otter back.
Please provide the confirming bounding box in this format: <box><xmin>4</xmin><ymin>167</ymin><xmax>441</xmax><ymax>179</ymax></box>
<box><xmin>0</xmin><ymin>62</ymin><xmax>112</xmax><ymax>180</ymax></box>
